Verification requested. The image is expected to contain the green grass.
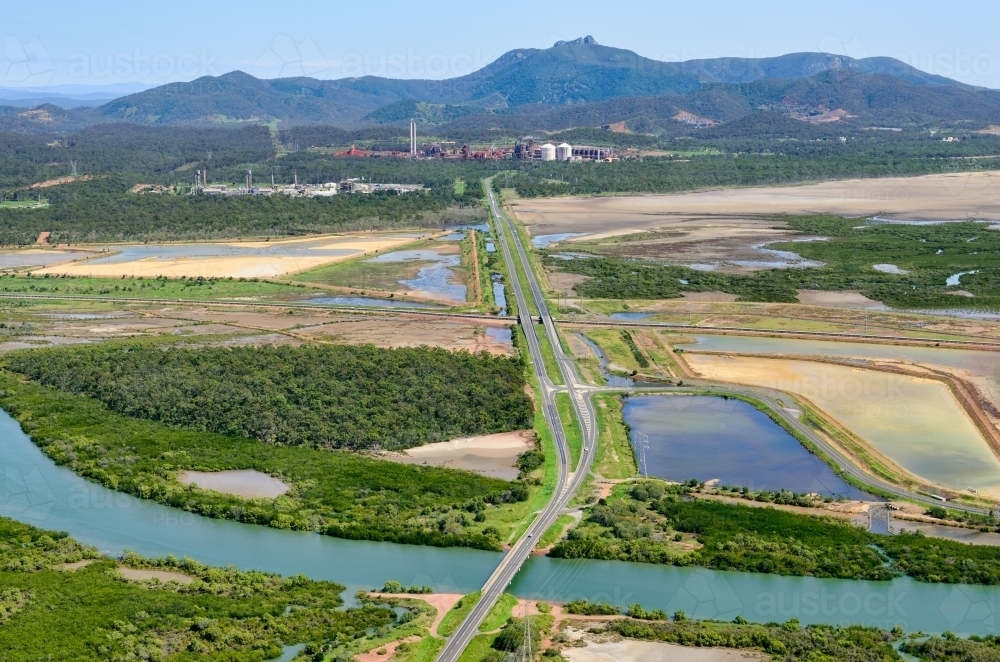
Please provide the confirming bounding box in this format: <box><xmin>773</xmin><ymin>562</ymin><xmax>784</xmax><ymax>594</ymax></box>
<box><xmin>0</xmin><ymin>200</ymin><xmax>48</xmax><ymax>209</ymax></box>
<box><xmin>456</xmin><ymin>633</ymin><xmax>498</xmax><ymax>662</ymax></box>
<box><xmin>556</xmin><ymin>392</ymin><xmax>582</xmax><ymax>469</ymax></box>
<box><xmin>593</xmin><ymin>394</ymin><xmax>637</xmax><ymax>479</ymax></box>
<box><xmin>532</xmin><ymin>322</ymin><xmax>564</xmax><ymax>385</ymax></box>
<box><xmin>585</xmin><ymin>329</ymin><xmax>644</xmax><ymax>375</ymax></box>
<box><xmin>454</xmin><ymin>179</ymin><xmax>466</xmax><ymax>195</ymax></box>
<box><xmin>0</xmin><ymin>274</ymin><xmax>320</xmax><ymax>301</ymax></box>
<box><xmin>478</xmin><ymin>593</ymin><xmax>518</xmax><ymax>632</ymax></box>
<box><xmin>437</xmin><ymin>592</ymin><xmax>481</xmax><ymax>637</ymax></box>
<box><xmin>398</xmin><ymin>634</ymin><xmax>446</xmax><ymax>662</ymax></box>
<box><xmin>537</xmin><ymin>514</ymin><xmax>575</xmax><ymax>548</ymax></box>
<box><xmin>0</xmin><ymin>369</ymin><xmax>521</xmax><ymax>550</ymax></box>
<box><xmin>293</xmin><ymin>237</ymin><xmax>436</xmax><ymax>292</ymax></box>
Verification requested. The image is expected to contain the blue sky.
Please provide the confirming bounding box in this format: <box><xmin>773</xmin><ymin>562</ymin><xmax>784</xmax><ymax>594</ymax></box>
<box><xmin>4</xmin><ymin>0</ymin><xmax>1000</xmax><ymax>89</ymax></box>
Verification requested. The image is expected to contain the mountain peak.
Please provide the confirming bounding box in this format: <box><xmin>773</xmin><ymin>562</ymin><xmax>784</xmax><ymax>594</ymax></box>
<box><xmin>554</xmin><ymin>36</ymin><xmax>599</xmax><ymax>47</ymax></box>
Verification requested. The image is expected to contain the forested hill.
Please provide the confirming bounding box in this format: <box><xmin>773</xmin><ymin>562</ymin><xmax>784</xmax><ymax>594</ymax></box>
<box><xmin>4</xmin><ymin>37</ymin><xmax>997</xmax><ymax>132</ymax></box>
<box><xmin>6</xmin><ymin>343</ymin><xmax>534</xmax><ymax>450</ymax></box>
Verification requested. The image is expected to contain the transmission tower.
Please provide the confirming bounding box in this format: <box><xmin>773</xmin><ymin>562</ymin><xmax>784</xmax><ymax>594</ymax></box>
<box><xmin>520</xmin><ymin>600</ymin><xmax>531</xmax><ymax>662</ymax></box>
<box><xmin>636</xmin><ymin>431</ymin><xmax>650</xmax><ymax>478</ymax></box>
<box><xmin>69</xmin><ymin>160</ymin><xmax>77</xmax><ymax>177</ymax></box>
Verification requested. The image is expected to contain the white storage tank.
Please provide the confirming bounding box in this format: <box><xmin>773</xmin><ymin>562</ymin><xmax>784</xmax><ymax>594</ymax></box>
<box><xmin>556</xmin><ymin>142</ymin><xmax>572</xmax><ymax>160</ymax></box>
<box><xmin>540</xmin><ymin>143</ymin><xmax>556</xmax><ymax>161</ymax></box>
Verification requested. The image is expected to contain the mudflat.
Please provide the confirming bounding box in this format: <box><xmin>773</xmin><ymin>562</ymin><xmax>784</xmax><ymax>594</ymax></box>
<box><xmin>511</xmin><ymin>171</ymin><xmax>1000</xmax><ymax>236</ymax></box>
<box><xmin>117</xmin><ymin>567</ymin><xmax>195</xmax><ymax>584</ymax></box>
<box><xmin>176</xmin><ymin>469</ymin><xmax>290</xmax><ymax>499</ymax></box>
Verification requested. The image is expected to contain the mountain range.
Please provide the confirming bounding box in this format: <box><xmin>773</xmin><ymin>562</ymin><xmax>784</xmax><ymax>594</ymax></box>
<box><xmin>3</xmin><ymin>36</ymin><xmax>1000</xmax><ymax>134</ymax></box>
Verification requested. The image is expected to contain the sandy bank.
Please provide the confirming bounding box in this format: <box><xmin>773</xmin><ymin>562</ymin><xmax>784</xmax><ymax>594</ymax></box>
<box><xmin>562</xmin><ymin>639</ymin><xmax>767</xmax><ymax>662</ymax></box>
<box><xmin>118</xmin><ymin>566</ymin><xmax>194</xmax><ymax>584</ymax></box>
<box><xmin>385</xmin><ymin>431</ymin><xmax>534</xmax><ymax>480</ymax></box>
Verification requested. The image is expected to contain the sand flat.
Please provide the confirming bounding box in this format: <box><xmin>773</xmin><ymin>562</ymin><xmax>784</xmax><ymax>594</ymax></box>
<box><xmin>118</xmin><ymin>567</ymin><xmax>194</xmax><ymax>584</ymax></box>
<box><xmin>385</xmin><ymin>431</ymin><xmax>534</xmax><ymax>479</ymax></box>
<box><xmin>563</xmin><ymin>639</ymin><xmax>767</xmax><ymax>662</ymax></box>
<box><xmin>512</xmin><ymin>171</ymin><xmax>1000</xmax><ymax>237</ymax></box>
<box><xmin>684</xmin><ymin>354</ymin><xmax>1000</xmax><ymax>495</ymax></box>
<box><xmin>796</xmin><ymin>290</ymin><xmax>886</xmax><ymax>309</ymax></box>
<box><xmin>36</xmin><ymin>234</ymin><xmax>415</xmax><ymax>279</ymax></box>
<box><xmin>177</xmin><ymin>469</ymin><xmax>290</xmax><ymax>499</ymax></box>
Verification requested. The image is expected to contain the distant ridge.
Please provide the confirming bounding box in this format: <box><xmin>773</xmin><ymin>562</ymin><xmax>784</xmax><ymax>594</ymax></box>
<box><xmin>2</xmin><ymin>37</ymin><xmax>999</xmax><ymax>133</ymax></box>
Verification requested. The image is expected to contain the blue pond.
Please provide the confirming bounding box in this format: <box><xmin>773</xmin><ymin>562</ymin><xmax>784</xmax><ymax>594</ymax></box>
<box><xmin>610</xmin><ymin>312</ymin><xmax>652</xmax><ymax>320</ymax></box>
<box><xmin>297</xmin><ymin>296</ymin><xmax>440</xmax><ymax>309</ymax></box>
<box><xmin>624</xmin><ymin>395</ymin><xmax>876</xmax><ymax>499</ymax></box>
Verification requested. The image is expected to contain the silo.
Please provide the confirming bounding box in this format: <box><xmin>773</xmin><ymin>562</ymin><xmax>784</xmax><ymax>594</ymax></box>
<box><xmin>556</xmin><ymin>142</ymin><xmax>572</xmax><ymax>160</ymax></box>
<box><xmin>540</xmin><ymin>143</ymin><xmax>556</xmax><ymax>161</ymax></box>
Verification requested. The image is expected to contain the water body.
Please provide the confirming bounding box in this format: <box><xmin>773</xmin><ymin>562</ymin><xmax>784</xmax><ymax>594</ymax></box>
<box><xmin>576</xmin><ymin>334</ymin><xmax>638</xmax><ymax>387</ymax></box>
<box><xmin>297</xmin><ymin>296</ymin><xmax>440</xmax><ymax>309</ymax></box>
<box><xmin>491</xmin><ymin>274</ymin><xmax>508</xmax><ymax>316</ymax></box>
<box><xmin>947</xmin><ymin>270</ymin><xmax>979</xmax><ymax>286</ymax></box>
<box><xmin>610</xmin><ymin>312</ymin><xmax>651</xmax><ymax>321</ymax></box>
<box><xmin>676</xmin><ymin>335</ymin><xmax>1000</xmax><ymax>383</ymax></box>
<box><xmin>486</xmin><ymin>327</ymin><xmax>513</xmax><ymax>346</ymax></box>
<box><xmin>0</xmin><ymin>250</ymin><xmax>95</xmax><ymax>268</ymax></box>
<box><xmin>368</xmin><ymin>249</ymin><xmax>466</xmax><ymax>302</ymax></box>
<box><xmin>623</xmin><ymin>395</ymin><xmax>874</xmax><ymax>499</ymax></box>
<box><xmin>440</xmin><ymin>233</ymin><xmax>466</xmax><ymax>241</ymax></box>
<box><xmin>485</xmin><ymin>242</ymin><xmax>496</xmax><ymax>253</ymax></box>
<box><xmin>531</xmin><ymin>233</ymin><xmax>584</xmax><ymax>248</ymax></box>
<box><xmin>79</xmin><ymin>238</ymin><xmax>366</xmax><ymax>265</ymax></box>
<box><xmin>3</xmin><ymin>407</ymin><xmax>1000</xmax><ymax>634</ymax></box>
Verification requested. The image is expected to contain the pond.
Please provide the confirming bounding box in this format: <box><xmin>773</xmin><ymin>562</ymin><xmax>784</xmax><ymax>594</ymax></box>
<box><xmin>368</xmin><ymin>249</ymin><xmax>466</xmax><ymax>302</ymax></box>
<box><xmin>531</xmin><ymin>233</ymin><xmax>585</xmax><ymax>248</ymax></box>
<box><xmin>2</xmin><ymin>407</ymin><xmax>1000</xmax><ymax>634</ymax></box>
<box><xmin>623</xmin><ymin>395</ymin><xmax>875</xmax><ymax>499</ymax></box>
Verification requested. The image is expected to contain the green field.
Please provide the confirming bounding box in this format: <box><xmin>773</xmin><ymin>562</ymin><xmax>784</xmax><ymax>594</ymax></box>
<box><xmin>0</xmin><ymin>200</ymin><xmax>48</xmax><ymax>209</ymax></box>
<box><xmin>592</xmin><ymin>394</ymin><xmax>637</xmax><ymax>479</ymax></box>
<box><xmin>0</xmin><ymin>273</ymin><xmax>321</xmax><ymax>301</ymax></box>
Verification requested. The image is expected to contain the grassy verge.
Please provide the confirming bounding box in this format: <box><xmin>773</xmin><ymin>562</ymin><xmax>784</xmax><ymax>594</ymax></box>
<box><xmin>456</xmin><ymin>633</ymin><xmax>498</xmax><ymax>662</ymax></box>
<box><xmin>556</xmin><ymin>392</ymin><xmax>582</xmax><ymax>469</ymax></box>
<box><xmin>398</xmin><ymin>634</ymin><xmax>446</xmax><ymax>662</ymax></box>
<box><xmin>585</xmin><ymin>329</ymin><xmax>644</xmax><ymax>375</ymax></box>
<box><xmin>593</xmin><ymin>394</ymin><xmax>638</xmax><ymax>479</ymax></box>
<box><xmin>437</xmin><ymin>592</ymin><xmax>482</xmax><ymax>637</ymax></box>
<box><xmin>537</xmin><ymin>514</ymin><xmax>576</xmax><ymax>549</ymax></box>
<box><xmin>478</xmin><ymin>593</ymin><xmax>518</xmax><ymax>632</ymax></box>
<box><xmin>533</xmin><ymin>322</ymin><xmax>564</xmax><ymax>385</ymax></box>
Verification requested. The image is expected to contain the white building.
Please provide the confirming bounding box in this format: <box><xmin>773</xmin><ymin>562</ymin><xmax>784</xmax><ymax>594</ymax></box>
<box><xmin>556</xmin><ymin>143</ymin><xmax>572</xmax><ymax>161</ymax></box>
<box><xmin>540</xmin><ymin>143</ymin><xmax>556</xmax><ymax>161</ymax></box>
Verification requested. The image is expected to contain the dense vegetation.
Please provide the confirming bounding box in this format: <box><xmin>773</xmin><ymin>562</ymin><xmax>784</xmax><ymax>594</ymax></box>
<box><xmin>502</xmin><ymin>153</ymin><xmax>1000</xmax><ymax>197</ymax></box>
<box><xmin>550</xmin><ymin>483</ymin><xmax>1000</xmax><ymax>584</ymax></box>
<box><xmin>7</xmin><ymin>342</ymin><xmax>532</xmax><ymax>450</ymax></box>
<box><xmin>0</xmin><ymin>515</ymin><xmax>410</xmax><ymax>661</ymax></box>
<box><xmin>603</xmin><ymin>618</ymin><xmax>905</xmax><ymax>662</ymax></box>
<box><xmin>546</xmin><ymin>216</ymin><xmax>1000</xmax><ymax>309</ymax></box>
<box><xmin>0</xmin><ymin>175</ymin><xmax>482</xmax><ymax>245</ymax></box>
<box><xmin>0</xmin><ymin>368</ymin><xmax>531</xmax><ymax>550</ymax></box>
<box><xmin>901</xmin><ymin>632</ymin><xmax>1000</xmax><ymax>660</ymax></box>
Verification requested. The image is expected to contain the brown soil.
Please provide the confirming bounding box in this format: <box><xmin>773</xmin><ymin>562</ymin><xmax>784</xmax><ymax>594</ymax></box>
<box><xmin>117</xmin><ymin>567</ymin><xmax>194</xmax><ymax>584</ymax></box>
<box><xmin>383</xmin><ymin>431</ymin><xmax>534</xmax><ymax>480</ymax></box>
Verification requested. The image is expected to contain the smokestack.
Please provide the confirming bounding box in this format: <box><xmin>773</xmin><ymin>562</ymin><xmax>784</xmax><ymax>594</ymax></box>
<box><xmin>410</xmin><ymin>120</ymin><xmax>416</xmax><ymax>157</ymax></box>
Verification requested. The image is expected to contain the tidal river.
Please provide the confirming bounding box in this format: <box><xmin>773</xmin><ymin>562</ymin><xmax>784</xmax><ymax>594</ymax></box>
<box><xmin>1</xmin><ymin>409</ymin><xmax>998</xmax><ymax>635</ymax></box>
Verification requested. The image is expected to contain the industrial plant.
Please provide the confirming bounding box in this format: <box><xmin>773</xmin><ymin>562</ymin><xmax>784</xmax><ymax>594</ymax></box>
<box><xmin>190</xmin><ymin>170</ymin><xmax>421</xmax><ymax>197</ymax></box>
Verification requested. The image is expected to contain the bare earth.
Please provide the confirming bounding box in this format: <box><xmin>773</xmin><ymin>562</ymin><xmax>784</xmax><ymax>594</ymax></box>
<box><xmin>562</xmin><ymin>639</ymin><xmax>766</xmax><ymax>662</ymax></box>
<box><xmin>384</xmin><ymin>431</ymin><xmax>534</xmax><ymax>480</ymax></box>
<box><xmin>176</xmin><ymin>470</ymin><xmax>290</xmax><ymax>499</ymax></box>
<box><xmin>117</xmin><ymin>567</ymin><xmax>195</xmax><ymax>584</ymax></box>
<box><xmin>796</xmin><ymin>290</ymin><xmax>886</xmax><ymax>309</ymax></box>
<box><xmin>511</xmin><ymin>171</ymin><xmax>1000</xmax><ymax>236</ymax></box>
<box><xmin>36</xmin><ymin>234</ymin><xmax>415</xmax><ymax>279</ymax></box>
<box><xmin>368</xmin><ymin>592</ymin><xmax>464</xmax><ymax>637</ymax></box>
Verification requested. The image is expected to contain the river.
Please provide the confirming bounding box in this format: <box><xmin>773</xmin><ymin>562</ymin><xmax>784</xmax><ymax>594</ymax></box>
<box><xmin>2</xmin><ymin>408</ymin><xmax>999</xmax><ymax>635</ymax></box>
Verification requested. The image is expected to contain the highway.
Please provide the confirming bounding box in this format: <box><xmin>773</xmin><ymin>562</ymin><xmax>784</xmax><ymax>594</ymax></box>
<box><xmin>434</xmin><ymin>186</ymin><xmax>599</xmax><ymax>662</ymax></box>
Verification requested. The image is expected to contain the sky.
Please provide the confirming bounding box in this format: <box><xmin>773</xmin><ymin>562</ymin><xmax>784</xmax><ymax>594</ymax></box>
<box><xmin>4</xmin><ymin>0</ymin><xmax>1000</xmax><ymax>91</ymax></box>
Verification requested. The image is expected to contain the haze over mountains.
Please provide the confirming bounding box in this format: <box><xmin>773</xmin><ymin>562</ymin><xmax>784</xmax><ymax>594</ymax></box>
<box><xmin>4</xmin><ymin>36</ymin><xmax>1000</xmax><ymax>134</ymax></box>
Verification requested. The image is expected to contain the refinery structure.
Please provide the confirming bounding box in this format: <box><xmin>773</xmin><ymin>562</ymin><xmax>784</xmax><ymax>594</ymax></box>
<box><xmin>190</xmin><ymin>169</ymin><xmax>421</xmax><ymax>197</ymax></box>
<box><xmin>331</xmin><ymin>121</ymin><xmax>617</xmax><ymax>162</ymax></box>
